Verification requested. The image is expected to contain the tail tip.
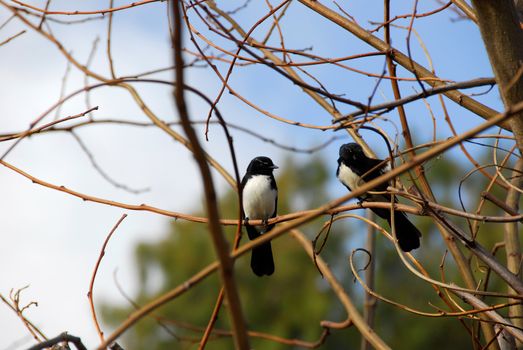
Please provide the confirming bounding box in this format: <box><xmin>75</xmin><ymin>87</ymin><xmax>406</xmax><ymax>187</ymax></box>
<box><xmin>251</xmin><ymin>264</ymin><xmax>274</xmax><ymax>277</ymax></box>
<box><xmin>398</xmin><ymin>237</ymin><xmax>420</xmax><ymax>252</ymax></box>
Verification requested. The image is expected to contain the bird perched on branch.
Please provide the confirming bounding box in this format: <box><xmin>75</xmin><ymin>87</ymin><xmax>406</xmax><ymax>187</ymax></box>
<box><xmin>336</xmin><ymin>143</ymin><xmax>421</xmax><ymax>252</ymax></box>
<box><xmin>241</xmin><ymin>156</ymin><xmax>278</xmax><ymax>276</ymax></box>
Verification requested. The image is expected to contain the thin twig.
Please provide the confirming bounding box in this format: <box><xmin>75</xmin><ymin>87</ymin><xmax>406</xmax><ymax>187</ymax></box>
<box><xmin>12</xmin><ymin>0</ymin><xmax>162</xmax><ymax>15</ymax></box>
<box><xmin>453</xmin><ymin>288</ymin><xmax>523</xmax><ymax>343</ymax></box>
<box><xmin>88</xmin><ymin>214</ymin><xmax>128</xmax><ymax>343</ymax></box>
<box><xmin>0</xmin><ymin>29</ymin><xmax>25</xmax><ymax>46</ymax></box>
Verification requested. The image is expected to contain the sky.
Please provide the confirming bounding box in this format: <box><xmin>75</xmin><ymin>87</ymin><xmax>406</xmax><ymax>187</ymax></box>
<box><xmin>0</xmin><ymin>0</ymin><xmax>509</xmax><ymax>349</ymax></box>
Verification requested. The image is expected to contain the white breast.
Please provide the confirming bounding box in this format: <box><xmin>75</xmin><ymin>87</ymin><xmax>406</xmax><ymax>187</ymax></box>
<box><xmin>242</xmin><ymin>175</ymin><xmax>277</xmax><ymax>221</ymax></box>
<box><xmin>337</xmin><ymin>163</ymin><xmax>363</xmax><ymax>190</ymax></box>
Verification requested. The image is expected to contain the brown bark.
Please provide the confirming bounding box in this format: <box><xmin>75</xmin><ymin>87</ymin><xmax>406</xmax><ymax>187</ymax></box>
<box><xmin>504</xmin><ymin>158</ymin><xmax>523</xmax><ymax>348</ymax></box>
<box><xmin>471</xmin><ymin>0</ymin><xmax>523</xmax><ymax>156</ymax></box>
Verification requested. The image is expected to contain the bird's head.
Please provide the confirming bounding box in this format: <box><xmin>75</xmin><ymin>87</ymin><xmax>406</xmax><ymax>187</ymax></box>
<box><xmin>339</xmin><ymin>143</ymin><xmax>366</xmax><ymax>162</ymax></box>
<box><xmin>247</xmin><ymin>156</ymin><xmax>278</xmax><ymax>175</ymax></box>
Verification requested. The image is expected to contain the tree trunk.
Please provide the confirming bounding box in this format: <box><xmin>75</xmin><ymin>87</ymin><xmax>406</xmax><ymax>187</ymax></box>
<box><xmin>471</xmin><ymin>0</ymin><xmax>523</xmax><ymax>156</ymax></box>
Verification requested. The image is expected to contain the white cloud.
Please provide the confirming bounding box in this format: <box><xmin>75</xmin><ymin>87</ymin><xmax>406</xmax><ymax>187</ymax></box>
<box><xmin>0</xmin><ymin>2</ymin><xmax>292</xmax><ymax>348</ymax></box>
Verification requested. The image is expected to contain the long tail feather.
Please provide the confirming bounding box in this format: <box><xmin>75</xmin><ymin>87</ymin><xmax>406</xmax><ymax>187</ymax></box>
<box><xmin>388</xmin><ymin>212</ymin><xmax>421</xmax><ymax>252</ymax></box>
<box><xmin>246</xmin><ymin>225</ymin><xmax>275</xmax><ymax>276</ymax></box>
<box><xmin>251</xmin><ymin>242</ymin><xmax>274</xmax><ymax>276</ymax></box>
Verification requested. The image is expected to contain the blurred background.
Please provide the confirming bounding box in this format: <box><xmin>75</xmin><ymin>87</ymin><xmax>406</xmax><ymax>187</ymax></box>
<box><xmin>0</xmin><ymin>0</ymin><xmax>516</xmax><ymax>349</ymax></box>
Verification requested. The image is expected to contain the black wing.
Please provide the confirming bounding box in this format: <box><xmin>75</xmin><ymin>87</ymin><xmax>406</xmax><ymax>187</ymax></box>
<box><xmin>269</xmin><ymin>174</ymin><xmax>278</xmax><ymax>221</ymax></box>
<box><xmin>356</xmin><ymin>157</ymin><xmax>390</xmax><ymax>193</ymax></box>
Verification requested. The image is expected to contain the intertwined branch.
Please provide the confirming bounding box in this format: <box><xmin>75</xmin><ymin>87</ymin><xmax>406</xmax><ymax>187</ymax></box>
<box><xmin>1</xmin><ymin>1</ymin><xmax>522</xmax><ymax>349</ymax></box>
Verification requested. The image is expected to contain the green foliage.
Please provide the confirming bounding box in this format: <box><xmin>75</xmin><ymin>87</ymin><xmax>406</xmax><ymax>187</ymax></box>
<box><xmin>102</xmin><ymin>156</ymin><xmax>352</xmax><ymax>349</ymax></box>
<box><xmin>102</xmin><ymin>152</ymin><xmax>507</xmax><ymax>349</ymax></box>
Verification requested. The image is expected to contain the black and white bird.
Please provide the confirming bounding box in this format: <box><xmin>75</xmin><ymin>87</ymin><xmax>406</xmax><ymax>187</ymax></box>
<box><xmin>336</xmin><ymin>143</ymin><xmax>421</xmax><ymax>252</ymax></box>
<box><xmin>241</xmin><ymin>156</ymin><xmax>278</xmax><ymax>276</ymax></box>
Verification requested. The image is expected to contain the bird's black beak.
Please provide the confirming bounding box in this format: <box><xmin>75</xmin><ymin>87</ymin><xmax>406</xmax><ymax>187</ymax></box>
<box><xmin>271</xmin><ymin>164</ymin><xmax>279</xmax><ymax>170</ymax></box>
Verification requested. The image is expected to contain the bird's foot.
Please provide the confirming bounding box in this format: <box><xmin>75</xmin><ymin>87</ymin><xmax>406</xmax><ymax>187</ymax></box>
<box><xmin>357</xmin><ymin>196</ymin><xmax>368</xmax><ymax>208</ymax></box>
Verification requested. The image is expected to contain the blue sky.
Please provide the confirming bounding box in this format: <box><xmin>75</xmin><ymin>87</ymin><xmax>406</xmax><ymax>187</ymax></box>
<box><xmin>0</xmin><ymin>0</ymin><xmax>510</xmax><ymax>348</ymax></box>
